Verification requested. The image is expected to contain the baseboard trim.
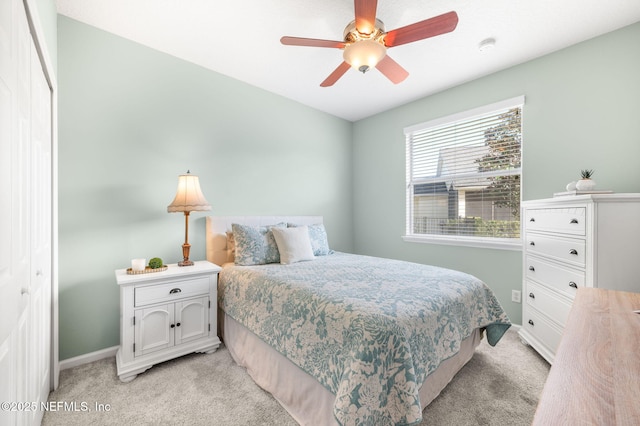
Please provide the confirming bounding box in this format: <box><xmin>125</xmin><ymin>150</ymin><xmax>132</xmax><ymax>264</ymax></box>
<box><xmin>59</xmin><ymin>346</ymin><xmax>119</xmax><ymax>371</ymax></box>
<box><xmin>57</xmin><ymin>325</ymin><xmax>521</xmax><ymax>371</ymax></box>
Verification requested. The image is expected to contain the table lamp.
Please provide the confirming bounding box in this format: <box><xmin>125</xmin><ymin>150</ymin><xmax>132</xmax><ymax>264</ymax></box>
<box><xmin>167</xmin><ymin>170</ymin><xmax>211</xmax><ymax>266</ymax></box>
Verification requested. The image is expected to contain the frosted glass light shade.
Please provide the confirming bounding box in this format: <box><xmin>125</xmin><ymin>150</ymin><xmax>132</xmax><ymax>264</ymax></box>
<box><xmin>343</xmin><ymin>39</ymin><xmax>387</xmax><ymax>71</ymax></box>
<box><xmin>167</xmin><ymin>172</ymin><xmax>211</xmax><ymax>213</ymax></box>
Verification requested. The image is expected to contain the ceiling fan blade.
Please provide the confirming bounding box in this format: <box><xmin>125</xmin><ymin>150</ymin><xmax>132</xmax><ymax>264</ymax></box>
<box><xmin>384</xmin><ymin>11</ymin><xmax>458</xmax><ymax>47</ymax></box>
<box><xmin>320</xmin><ymin>62</ymin><xmax>351</xmax><ymax>87</ymax></box>
<box><xmin>280</xmin><ymin>36</ymin><xmax>346</xmax><ymax>49</ymax></box>
<box><xmin>354</xmin><ymin>0</ymin><xmax>378</xmax><ymax>35</ymax></box>
<box><xmin>375</xmin><ymin>55</ymin><xmax>409</xmax><ymax>84</ymax></box>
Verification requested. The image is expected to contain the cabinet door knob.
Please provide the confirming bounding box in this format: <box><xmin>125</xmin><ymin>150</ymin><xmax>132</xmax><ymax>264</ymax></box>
<box><xmin>570</xmin><ymin>218</ymin><xmax>579</xmax><ymax>224</ymax></box>
<box><xmin>176</xmin><ymin>322</ymin><xmax>181</xmax><ymax>327</ymax></box>
<box><xmin>569</xmin><ymin>249</ymin><xmax>578</xmax><ymax>255</ymax></box>
<box><xmin>528</xmin><ymin>266</ymin><xmax>535</xmax><ymax>272</ymax></box>
<box><xmin>529</xmin><ymin>218</ymin><xmax>535</xmax><ymax>222</ymax></box>
<box><xmin>529</xmin><ymin>293</ymin><xmax>535</xmax><ymax>299</ymax></box>
<box><xmin>170</xmin><ymin>324</ymin><xmax>175</xmax><ymax>328</ymax></box>
<box><xmin>529</xmin><ymin>241</ymin><xmax>535</xmax><ymax>246</ymax></box>
<box><xmin>169</xmin><ymin>288</ymin><xmax>182</xmax><ymax>294</ymax></box>
<box><xmin>569</xmin><ymin>281</ymin><xmax>578</xmax><ymax>288</ymax></box>
<box><xmin>528</xmin><ymin>319</ymin><xmax>534</xmax><ymax>326</ymax></box>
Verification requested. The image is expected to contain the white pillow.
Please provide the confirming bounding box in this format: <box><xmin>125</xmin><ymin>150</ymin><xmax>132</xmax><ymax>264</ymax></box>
<box><xmin>271</xmin><ymin>226</ymin><xmax>315</xmax><ymax>265</ymax></box>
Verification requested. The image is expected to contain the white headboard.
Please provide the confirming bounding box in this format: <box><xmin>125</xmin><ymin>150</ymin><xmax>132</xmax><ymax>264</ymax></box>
<box><xmin>205</xmin><ymin>216</ymin><xmax>323</xmax><ymax>266</ymax></box>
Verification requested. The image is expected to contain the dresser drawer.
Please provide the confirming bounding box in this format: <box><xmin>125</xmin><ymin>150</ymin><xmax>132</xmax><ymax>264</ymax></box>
<box><xmin>525</xmin><ymin>256</ymin><xmax>583</xmax><ymax>299</ymax></box>
<box><xmin>525</xmin><ymin>280</ymin><xmax>572</xmax><ymax>327</ymax></box>
<box><xmin>525</xmin><ymin>207</ymin><xmax>586</xmax><ymax>236</ymax></box>
<box><xmin>135</xmin><ymin>276</ymin><xmax>210</xmax><ymax>307</ymax></box>
<box><xmin>525</xmin><ymin>234</ymin><xmax>585</xmax><ymax>266</ymax></box>
<box><xmin>522</xmin><ymin>308</ymin><xmax>563</xmax><ymax>355</ymax></box>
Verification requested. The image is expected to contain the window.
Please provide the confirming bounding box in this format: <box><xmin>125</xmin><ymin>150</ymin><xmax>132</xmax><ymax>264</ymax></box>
<box><xmin>404</xmin><ymin>96</ymin><xmax>524</xmax><ymax>249</ymax></box>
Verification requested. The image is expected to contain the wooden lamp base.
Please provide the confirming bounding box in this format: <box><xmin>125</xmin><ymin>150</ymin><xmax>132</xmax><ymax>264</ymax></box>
<box><xmin>178</xmin><ymin>213</ymin><xmax>194</xmax><ymax>267</ymax></box>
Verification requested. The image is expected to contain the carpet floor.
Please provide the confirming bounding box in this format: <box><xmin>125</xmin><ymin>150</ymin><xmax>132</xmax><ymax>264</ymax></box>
<box><xmin>43</xmin><ymin>328</ymin><xmax>549</xmax><ymax>425</ymax></box>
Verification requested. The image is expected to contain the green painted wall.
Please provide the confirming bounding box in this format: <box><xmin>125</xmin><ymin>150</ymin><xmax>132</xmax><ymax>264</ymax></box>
<box><xmin>57</xmin><ymin>16</ymin><xmax>354</xmax><ymax>360</ymax></box>
<box><xmin>34</xmin><ymin>0</ymin><xmax>57</xmax><ymax>71</ymax></box>
<box><xmin>352</xmin><ymin>22</ymin><xmax>640</xmax><ymax>325</ymax></box>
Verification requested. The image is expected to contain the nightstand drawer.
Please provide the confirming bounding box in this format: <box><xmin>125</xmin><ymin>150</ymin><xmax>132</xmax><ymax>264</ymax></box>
<box><xmin>525</xmin><ymin>207</ymin><xmax>586</xmax><ymax>236</ymax></box>
<box><xmin>525</xmin><ymin>256</ymin><xmax>583</xmax><ymax>299</ymax></box>
<box><xmin>525</xmin><ymin>280</ymin><xmax>572</xmax><ymax>327</ymax></box>
<box><xmin>135</xmin><ymin>276</ymin><xmax>210</xmax><ymax>307</ymax></box>
<box><xmin>525</xmin><ymin>234</ymin><xmax>585</xmax><ymax>266</ymax></box>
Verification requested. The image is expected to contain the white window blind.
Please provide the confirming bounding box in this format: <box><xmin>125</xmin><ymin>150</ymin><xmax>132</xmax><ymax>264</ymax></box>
<box><xmin>404</xmin><ymin>96</ymin><xmax>524</xmax><ymax>247</ymax></box>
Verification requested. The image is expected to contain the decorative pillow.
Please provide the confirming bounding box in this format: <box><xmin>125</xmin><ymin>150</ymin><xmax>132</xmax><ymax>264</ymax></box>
<box><xmin>271</xmin><ymin>226</ymin><xmax>315</xmax><ymax>265</ymax></box>
<box><xmin>288</xmin><ymin>223</ymin><xmax>332</xmax><ymax>256</ymax></box>
<box><xmin>232</xmin><ymin>223</ymin><xmax>286</xmax><ymax>266</ymax></box>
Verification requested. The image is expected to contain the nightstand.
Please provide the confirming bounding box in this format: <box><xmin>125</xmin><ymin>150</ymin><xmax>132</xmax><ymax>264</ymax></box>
<box><xmin>115</xmin><ymin>260</ymin><xmax>222</xmax><ymax>382</ymax></box>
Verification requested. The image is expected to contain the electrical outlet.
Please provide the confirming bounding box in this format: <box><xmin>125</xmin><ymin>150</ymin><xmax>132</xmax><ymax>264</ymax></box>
<box><xmin>511</xmin><ymin>290</ymin><xmax>521</xmax><ymax>303</ymax></box>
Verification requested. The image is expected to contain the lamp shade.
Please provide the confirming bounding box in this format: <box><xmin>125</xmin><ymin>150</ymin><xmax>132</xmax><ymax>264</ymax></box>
<box><xmin>167</xmin><ymin>171</ymin><xmax>211</xmax><ymax>213</ymax></box>
<box><xmin>343</xmin><ymin>39</ymin><xmax>387</xmax><ymax>71</ymax></box>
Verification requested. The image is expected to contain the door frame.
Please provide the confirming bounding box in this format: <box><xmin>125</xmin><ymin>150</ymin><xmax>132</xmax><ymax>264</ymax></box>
<box><xmin>22</xmin><ymin>0</ymin><xmax>59</xmax><ymax>390</ymax></box>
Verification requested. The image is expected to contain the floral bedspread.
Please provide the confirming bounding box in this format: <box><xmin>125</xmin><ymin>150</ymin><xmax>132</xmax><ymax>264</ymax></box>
<box><xmin>218</xmin><ymin>252</ymin><xmax>511</xmax><ymax>426</ymax></box>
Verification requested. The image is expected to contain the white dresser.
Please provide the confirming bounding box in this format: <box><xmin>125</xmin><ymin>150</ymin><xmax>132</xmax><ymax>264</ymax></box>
<box><xmin>115</xmin><ymin>261</ymin><xmax>221</xmax><ymax>382</ymax></box>
<box><xmin>519</xmin><ymin>194</ymin><xmax>640</xmax><ymax>363</ymax></box>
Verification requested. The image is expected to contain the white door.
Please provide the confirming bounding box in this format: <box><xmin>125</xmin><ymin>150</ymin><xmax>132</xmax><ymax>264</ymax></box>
<box><xmin>0</xmin><ymin>0</ymin><xmax>53</xmax><ymax>424</ymax></box>
<box><xmin>27</xmin><ymin>37</ymin><xmax>52</xmax><ymax>426</ymax></box>
<box><xmin>0</xmin><ymin>0</ymin><xmax>29</xmax><ymax>346</ymax></box>
<box><xmin>0</xmin><ymin>0</ymin><xmax>31</xmax><ymax>423</ymax></box>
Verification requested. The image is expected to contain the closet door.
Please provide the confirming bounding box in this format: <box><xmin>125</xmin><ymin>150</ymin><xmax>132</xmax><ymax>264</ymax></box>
<box><xmin>0</xmin><ymin>0</ymin><xmax>31</xmax><ymax>424</ymax></box>
<box><xmin>16</xmin><ymin>5</ymin><xmax>34</xmax><ymax>425</ymax></box>
<box><xmin>0</xmin><ymin>0</ymin><xmax>52</xmax><ymax>424</ymax></box>
<box><xmin>27</xmin><ymin>38</ymin><xmax>52</xmax><ymax>426</ymax></box>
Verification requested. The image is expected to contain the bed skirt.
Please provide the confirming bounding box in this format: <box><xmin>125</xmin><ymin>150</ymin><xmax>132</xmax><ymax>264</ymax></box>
<box><xmin>220</xmin><ymin>312</ymin><xmax>482</xmax><ymax>426</ymax></box>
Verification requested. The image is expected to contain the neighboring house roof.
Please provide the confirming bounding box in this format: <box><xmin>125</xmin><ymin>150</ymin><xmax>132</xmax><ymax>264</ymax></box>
<box><xmin>439</xmin><ymin>145</ymin><xmax>489</xmax><ymax>175</ymax></box>
<box><xmin>415</xmin><ymin>145</ymin><xmax>490</xmax><ymax>195</ymax></box>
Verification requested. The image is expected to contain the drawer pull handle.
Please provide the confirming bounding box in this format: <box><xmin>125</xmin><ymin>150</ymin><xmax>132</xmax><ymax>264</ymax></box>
<box><xmin>570</xmin><ymin>218</ymin><xmax>579</xmax><ymax>224</ymax></box>
<box><xmin>569</xmin><ymin>281</ymin><xmax>578</xmax><ymax>289</ymax></box>
<box><xmin>169</xmin><ymin>288</ymin><xmax>182</xmax><ymax>294</ymax></box>
<box><xmin>569</xmin><ymin>249</ymin><xmax>578</xmax><ymax>255</ymax></box>
<box><xmin>528</xmin><ymin>266</ymin><xmax>535</xmax><ymax>272</ymax></box>
<box><xmin>528</xmin><ymin>319</ymin><xmax>534</xmax><ymax>326</ymax></box>
<box><xmin>529</xmin><ymin>241</ymin><xmax>535</xmax><ymax>246</ymax></box>
<box><xmin>170</xmin><ymin>324</ymin><xmax>175</xmax><ymax>328</ymax></box>
<box><xmin>529</xmin><ymin>293</ymin><xmax>535</xmax><ymax>299</ymax></box>
<box><xmin>529</xmin><ymin>218</ymin><xmax>535</xmax><ymax>222</ymax></box>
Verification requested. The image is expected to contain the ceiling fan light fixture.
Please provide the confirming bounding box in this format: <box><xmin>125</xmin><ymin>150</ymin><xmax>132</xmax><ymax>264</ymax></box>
<box><xmin>281</xmin><ymin>5</ymin><xmax>459</xmax><ymax>86</ymax></box>
<box><xmin>343</xmin><ymin>39</ymin><xmax>387</xmax><ymax>73</ymax></box>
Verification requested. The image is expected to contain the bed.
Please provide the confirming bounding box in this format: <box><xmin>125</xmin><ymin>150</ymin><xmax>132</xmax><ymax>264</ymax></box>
<box><xmin>205</xmin><ymin>216</ymin><xmax>511</xmax><ymax>426</ymax></box>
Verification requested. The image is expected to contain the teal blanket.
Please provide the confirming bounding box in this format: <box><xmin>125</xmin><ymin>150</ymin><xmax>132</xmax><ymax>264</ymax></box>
<box><xmin>219</xmin><ymin>252</ymin><xmax>511</xmax><ymax>425</ymax></box>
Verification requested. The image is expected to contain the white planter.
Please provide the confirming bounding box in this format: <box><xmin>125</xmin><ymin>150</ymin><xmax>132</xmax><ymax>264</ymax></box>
<box><xmin>575</xmin><ymin>179</ymin><xmax>596</xmax><ymax>191</ymax></box>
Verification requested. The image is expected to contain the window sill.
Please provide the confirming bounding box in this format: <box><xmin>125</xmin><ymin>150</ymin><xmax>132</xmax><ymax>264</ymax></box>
<box><xmin>402</xmin><ymin>235</ymin><xmax>522</xmax><ymax>251</ymax></box>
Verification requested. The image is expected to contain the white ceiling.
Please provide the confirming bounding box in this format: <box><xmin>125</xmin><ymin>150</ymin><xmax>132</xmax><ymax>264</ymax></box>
<box><xmin>55</xmin><ymin>0</ymin><xmax>640</xmax><ymax>122</ymax></box>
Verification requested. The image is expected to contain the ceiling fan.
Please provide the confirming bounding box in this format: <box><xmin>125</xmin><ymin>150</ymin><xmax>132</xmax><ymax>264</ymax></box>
<box><xmin>280</xmin><ymin>0</ymin><xmax>459</xmax><ymax>87</ymax></box>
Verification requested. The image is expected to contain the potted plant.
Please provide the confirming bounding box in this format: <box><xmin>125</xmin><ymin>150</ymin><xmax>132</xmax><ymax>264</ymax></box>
<box><xmin>148</xmin><ymin>257</ymin><xmax>164</xmax><ymax>269</ymax></box>
<box><xmin>575</xmin><ymin>169</ymin><xmax>596</xmax><ymax>191</ymax></box>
